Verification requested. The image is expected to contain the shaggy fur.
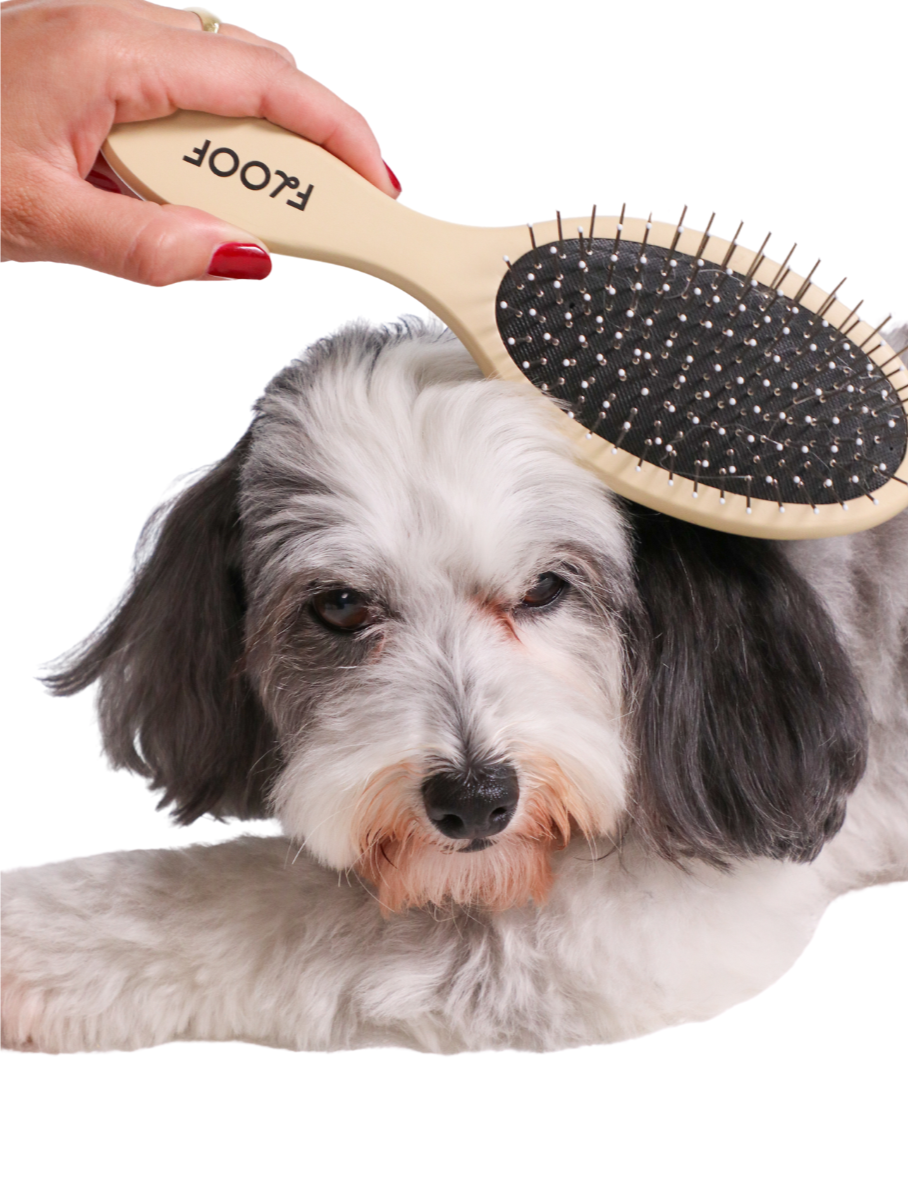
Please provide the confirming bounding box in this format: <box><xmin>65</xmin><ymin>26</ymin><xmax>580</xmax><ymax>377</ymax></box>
<box><xmin>2</xmin><ymin>319</ymin><xmax>907</xmax><ymax>1053</ymax></box>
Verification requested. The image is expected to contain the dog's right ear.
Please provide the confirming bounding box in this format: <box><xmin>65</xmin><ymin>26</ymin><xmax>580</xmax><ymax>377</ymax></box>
<box><xmin>46</xmin><ymin>433</ymin><xmax>280</xmax><ymax>823</ymax></box>
<box><xmin>621</xmin><ymin>505</ymin><xmax>868</xmax><ymax>867</ymax></box>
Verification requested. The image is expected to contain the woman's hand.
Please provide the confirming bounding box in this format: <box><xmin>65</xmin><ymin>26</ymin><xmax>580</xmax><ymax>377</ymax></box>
<box><xmin>1</xmin><ymin>0</ymin><xmax>400</xmax><ymax>284</ymax></box>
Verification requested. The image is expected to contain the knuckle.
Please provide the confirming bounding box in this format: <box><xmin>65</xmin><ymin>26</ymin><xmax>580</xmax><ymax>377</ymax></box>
<box><xmin>59</xmin><ymin>3</ymin><xmax>129</xmax><ymax>40</ymax></box>
<box><xmin>262</xmin><ymin>38</ymin><xmax>296</xmax><ymax>65</ymax></box>
<box><xmin>264</xmin><ymin>46</ymin><xmax>300</xmax><ymax>77</ymax></box>
<box><xmin>340</xmin><ymin>104</ymin><xmax>374</xmax><ymax>144</ymax></box>
<box><xmin>122</xmin><ymin>218</ymin><xmax>181</xmax><ymax>287</ymax></box>
<box><xmin>39</xmin><ymin>3</ymin><xmax>137</xmax><ymax>72</ymax></box>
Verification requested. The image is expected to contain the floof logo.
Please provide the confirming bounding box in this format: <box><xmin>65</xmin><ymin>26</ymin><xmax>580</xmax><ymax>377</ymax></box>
<box><xmin>182</xmin><ymin>140</ymin><xmax>314</xmax><ymax>210</ymax></box>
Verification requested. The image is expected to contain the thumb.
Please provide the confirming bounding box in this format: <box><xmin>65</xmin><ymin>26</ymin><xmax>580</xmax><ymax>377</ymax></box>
<box><xmin>38</xmin><ymin>171</ymin><xmax>272</xmax><ymax>285</ymax></box>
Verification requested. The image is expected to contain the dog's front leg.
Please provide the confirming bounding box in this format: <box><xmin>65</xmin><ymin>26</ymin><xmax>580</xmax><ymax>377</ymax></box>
<box><xmin>3</xmin><ymin>835</ymin><xmax>474</xmax><ymax>1053</ymax></box>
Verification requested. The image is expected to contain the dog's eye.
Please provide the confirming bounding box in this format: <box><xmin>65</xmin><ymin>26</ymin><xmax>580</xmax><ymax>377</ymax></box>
<box><xmin>520</xmin><ymin>572</ymin><xmax>566</xmax><ymax>609</ymax></box>
<box><xmin>311</xmin><ymin>588</ymin><xmax>374</xmax><ymax>631</ymax></box>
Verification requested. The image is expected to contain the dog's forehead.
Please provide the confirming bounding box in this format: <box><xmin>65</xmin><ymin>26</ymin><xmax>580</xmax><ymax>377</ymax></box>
<box><xmin>248</xmin><ymin>331</ymin><xmax>629</xmax><ymax>589</ymax></box>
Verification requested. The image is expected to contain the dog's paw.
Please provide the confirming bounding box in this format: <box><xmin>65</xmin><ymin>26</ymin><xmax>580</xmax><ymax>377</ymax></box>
<box><xmin>1</xmin><ymin>956</ymin><xmax>111</xmax><ymax>1054</ymax></box>
<box><xmin>1</xmin><ymin>953</ymin><xmax>201</xmax><ymax>1052</ymax></box>
<box><xmin>1</xmin><ymin>864</ymin><xmax>152</xmax><ymax>1053</ymax></box>
<box><xmin>0</xmin><ymin>955</ymin><xmax>168</xmax><ymax>1054</ymax></box>
<box><xmin>1</xmin><ymin>974</ymin><xmax>53</xmax><ymax>1052</ymax></box>
<box><xmin>1</xmin><ymin>953</ymin><xmax>114</xmax><ymax>1054</ymax></box>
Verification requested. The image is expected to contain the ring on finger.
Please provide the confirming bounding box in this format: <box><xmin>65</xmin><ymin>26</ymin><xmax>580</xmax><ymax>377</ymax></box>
<box><xmin>183</xmin><ymin>7</ymin><xmax>222</xmax><ymax>33</ymax></box>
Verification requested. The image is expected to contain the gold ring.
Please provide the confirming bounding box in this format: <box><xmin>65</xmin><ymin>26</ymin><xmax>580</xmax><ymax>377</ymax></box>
<box><xmin>183</xmin><ymin>8</ymin><xmax>221</xmax><ymax>33</ymax></box>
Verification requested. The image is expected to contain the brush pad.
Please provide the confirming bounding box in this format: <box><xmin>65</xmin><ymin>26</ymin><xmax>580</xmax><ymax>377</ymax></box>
<box><xmin>496</xmin><ymin>239</ymin><xmax>906</xmax><ymax>507</ymax></box>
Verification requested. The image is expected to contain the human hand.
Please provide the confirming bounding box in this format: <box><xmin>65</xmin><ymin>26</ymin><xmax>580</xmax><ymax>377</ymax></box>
<box><xmin>1</xmin><ymin>0</ymin><xmax>401</xmax><ymax>284</ymax></box>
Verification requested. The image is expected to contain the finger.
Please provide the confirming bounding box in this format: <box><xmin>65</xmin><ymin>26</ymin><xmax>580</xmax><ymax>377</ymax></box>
<box><xmin>141</xmin><ymin>5</ymin><xmax>297</xmax><ymax>66</ymax></box>
<box><xmin>209</xmin><ymin>24</ymin><xmax>296</xmax><ymax>67</ymax></box>
<box><xmin>11</xmin><ymin>1</ymin><xmax>297</xmax><ymax>64</ymax></box>
<box><xmin>25</xmin><ymin>168</ymin><xmax>273</xmax><ymax>285</ymax></box>
<box><xmin>112</xmin><ymin>19</ymin><xmax>399</xmax><ymax>197</ymax></box>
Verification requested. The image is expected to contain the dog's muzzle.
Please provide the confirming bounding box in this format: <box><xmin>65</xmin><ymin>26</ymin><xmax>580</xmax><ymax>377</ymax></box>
<box><xmin>421</xmin><ymin>762</ymin><xmax>519</xmax><ymax>845</ymax></box>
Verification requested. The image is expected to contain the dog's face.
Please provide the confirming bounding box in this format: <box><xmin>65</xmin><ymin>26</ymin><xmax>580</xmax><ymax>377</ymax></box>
<box><xmin>240</xmin><ymin>328</ymin><xmax>632</xmax><ymax>911</ymax></box>
<box><xmin>51</xmin><ymin>322</ymin><xmax>869</xmax><ymax>913</ymax></box>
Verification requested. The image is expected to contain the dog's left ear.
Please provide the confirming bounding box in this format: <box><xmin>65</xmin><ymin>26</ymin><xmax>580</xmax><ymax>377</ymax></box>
<box><xmin>622</xmin><ymin>507</ymin><xmax>868</xmax><ymax>865</ymax></box>
<box><xmin>46</xmin><ymin>433</ymin><xmax>280</xmax><ymax>824</ymax></box>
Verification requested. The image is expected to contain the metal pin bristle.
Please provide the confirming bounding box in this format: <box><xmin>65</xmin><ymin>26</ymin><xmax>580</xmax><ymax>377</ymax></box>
<box><xmin>858</xmin><ymin>316</ymin><xmax>893</xmax><ymax>351</ymax></box>
<box><xmin>878</xmin><ymin>341</ymin><xmax>908</xmax><ymax>370</ymax></box>
<box><xmin>812</xmin><ymin>279</ymin><xmax>847</xmax><ymax>324</ymax></box>
<box><xmin>668</xmin><ymin>205</ymin><xmax>688</xmax><ymax>258</ymax></box>
<box><xmin>793</xmin><ymin>259</ymin><xmax>821</xmax><ymax>306</ymax></box>
<box><xmin>769</xmin><ymin>245</ymin><xmax>797</xmax><ymax>291</ymax></box>
<box><xmin>738</xmin><ymin>232</ymin><xmax>772</xmax><ymax>295</ymax></box>
<box><xmin>719</xmin><ymin>221</ymin><xmax>744</xmax><ymax>272</ymax></box>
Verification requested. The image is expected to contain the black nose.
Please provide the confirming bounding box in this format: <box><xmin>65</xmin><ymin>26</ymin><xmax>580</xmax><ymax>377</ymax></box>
<box><xmin>421</xmin><ymin>762</ymin><xmax>519</xmax><ymax>841</ymax></box>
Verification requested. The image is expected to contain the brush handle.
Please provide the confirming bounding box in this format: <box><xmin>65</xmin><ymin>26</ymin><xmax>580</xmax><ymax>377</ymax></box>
<box><xmin>104</xmin><ymin>111</ymin><xmax>528</xmax><ymax>378</ymax></box>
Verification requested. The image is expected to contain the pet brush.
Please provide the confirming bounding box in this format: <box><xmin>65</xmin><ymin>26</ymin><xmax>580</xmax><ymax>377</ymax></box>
<box><xmin>102</xmin><ymin>111</ymin><xmax>908</xmax><ymax>540</ymax></box>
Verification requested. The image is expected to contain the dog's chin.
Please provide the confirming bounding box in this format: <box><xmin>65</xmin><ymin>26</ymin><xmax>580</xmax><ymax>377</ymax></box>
<box><xmin>358</xmin><ymin>834</ymin><xmax>562</xmax><ymax>914</ymax></box>
<box><xmin>354</xmin><ymin>758</ymin><xmax>595</xmax><ymax>914</ymax></box>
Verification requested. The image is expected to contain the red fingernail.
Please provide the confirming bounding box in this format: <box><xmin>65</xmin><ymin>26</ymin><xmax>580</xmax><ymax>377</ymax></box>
<box><xmin>383</xmin><ymin>160</ymin><xmax>402</xmax><ymax>194</ymax></box>
<box><xmin>87</xmin><ymin>168</ymin><xmax>125</xmax><ymax>195</ymax></box>
<box><xmin>207</xmin><ymin>243</ymin><xmax>272</xmax><ymax>280</ymax></box>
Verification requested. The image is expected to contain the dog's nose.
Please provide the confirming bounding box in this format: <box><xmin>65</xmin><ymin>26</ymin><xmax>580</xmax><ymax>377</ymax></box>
<box><xmin>421</xmin><ymin>762</ymin><xmax>519</xmax><ymax>841</ymax></box>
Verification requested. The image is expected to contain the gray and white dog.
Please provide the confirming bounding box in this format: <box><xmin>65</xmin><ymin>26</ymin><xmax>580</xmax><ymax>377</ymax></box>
<box><xmin>3</xmin><ymin>319</ymin><xmax>907</xmax><ymax>1053</ymax></box>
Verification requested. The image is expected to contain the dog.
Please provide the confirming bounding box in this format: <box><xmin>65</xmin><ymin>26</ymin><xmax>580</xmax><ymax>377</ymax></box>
<box><xmin>3</xmin><ymin>318</ymin><xmax>907</xmax><ymax>1053</ymax></box>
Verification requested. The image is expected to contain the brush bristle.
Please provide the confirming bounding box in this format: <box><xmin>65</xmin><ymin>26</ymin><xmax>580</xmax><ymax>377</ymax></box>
<box><xmin>496</xmin><ymin>229</ymin><xmax>907</xmax><ymax>509</ymax></box>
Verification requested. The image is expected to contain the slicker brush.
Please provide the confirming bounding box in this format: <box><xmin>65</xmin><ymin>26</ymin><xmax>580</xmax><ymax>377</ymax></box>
<box><xmin>103</xmin><ymin>112</ymin><xmax>908</xmax><ymax>539</ymax></box>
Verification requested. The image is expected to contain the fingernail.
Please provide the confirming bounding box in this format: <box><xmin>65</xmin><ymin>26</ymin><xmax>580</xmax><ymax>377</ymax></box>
<box><xmin>383</xmin><ymin>160</ymin><xmax>402</xmax><ymax>194</ymax></box>
<box><xmin>87</xmin><ymin>168</ymin><xmax>125</xmax><ymax>195</ymax></box>
<box><xmin>207</xmin><ymin>243</ymin><xmax>272</xmax><ymax>280</ymax></box>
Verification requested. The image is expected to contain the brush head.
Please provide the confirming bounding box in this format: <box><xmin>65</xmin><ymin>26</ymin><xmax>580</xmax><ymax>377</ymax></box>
<box><xmin>496</xmin><ymin>230</ymin><xmax>907</xmax><ymax>515</ymax></box>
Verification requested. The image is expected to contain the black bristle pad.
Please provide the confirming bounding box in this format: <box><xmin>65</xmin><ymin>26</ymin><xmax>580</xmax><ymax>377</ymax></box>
<box><xmin>496</xmin><ymin>238</ymin><xmax>906</xmax><ymax>505</ymax></box>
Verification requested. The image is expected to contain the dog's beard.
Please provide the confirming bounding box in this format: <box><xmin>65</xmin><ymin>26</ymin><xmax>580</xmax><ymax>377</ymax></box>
<box><xmin>353</xmin><ymin>757</ymin><xmax>594</xmax><ymax>913</ymax></box>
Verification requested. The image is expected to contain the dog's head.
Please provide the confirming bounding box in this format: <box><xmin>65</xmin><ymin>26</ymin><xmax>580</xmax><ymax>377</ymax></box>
<box><xmin>50</xmin><ymin>320</ymin><xmax>868</xmax><ymax>912</ymax></box>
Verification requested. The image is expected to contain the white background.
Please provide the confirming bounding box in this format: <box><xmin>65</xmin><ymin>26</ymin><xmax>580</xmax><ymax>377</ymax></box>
<box><xmin>2</xmin><ymin>1</ymin><xmax>907</xmax><ymax>1196</ymax></box>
